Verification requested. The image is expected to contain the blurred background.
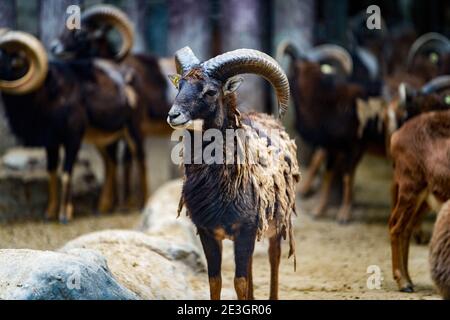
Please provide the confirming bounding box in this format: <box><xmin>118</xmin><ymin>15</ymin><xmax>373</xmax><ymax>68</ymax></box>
<box><xmin>0</xmin><ymin>0</ymin><xmax>449</xmax><ymax>300</ymax></box>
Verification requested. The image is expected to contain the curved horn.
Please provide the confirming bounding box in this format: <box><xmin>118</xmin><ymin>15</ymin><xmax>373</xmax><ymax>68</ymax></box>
<box><xmin>0</xmin><ymin>31</ymin><xmax>48</xmax><ymax>94</ymax></box>
<box><xmin>82</xmin><ymin>4</ymin><xmax>135</xmax><ymax>60</ymax></box>
<box><xmin>175</xmin><ymin>46</ymin><xmax>200</xmax><ymax>75</ymax></box>
<box><xmin>308</xmin><ymin>44</ymin><xmax>353</xmax><ymax>75</ymax></box>
<box><xmin>202</xmin><ymin>49</ymin><xmax>290</xmax><ymax>119</ymax></box>
<box><xmin>407</xmin><ymin>33</ymin><xmax>450</xmax><ymax>69</ymax></box>
<box><xmin>275</xmin><ymin>40</ymin><xmax>301</xmax><ymax>62</ymax></box>
<box><xmin>420</xmin><ymin>75</ymin><xmax>450</xmax><ymax>95</ymax></box>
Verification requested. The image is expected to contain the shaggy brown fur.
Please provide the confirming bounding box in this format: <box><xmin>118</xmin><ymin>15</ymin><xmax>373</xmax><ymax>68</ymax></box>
<box><xmin>178</xmin><ymin>97</ymin><xmax>300</xmax><ymax>264</ymax></box>
<box><xmin>430</xmin><ymin>200</ymin><xmax>450</xmax><ymax>299</ymax></box>
<box><xmin>171</xmin><ymin>66</ymin><xmax>300</xmax><ymax>300</ymax></box>
<box><xmin>389</xmin><ymin>109</ymin><xmax>450</xmax><ymax>292</ymax></box>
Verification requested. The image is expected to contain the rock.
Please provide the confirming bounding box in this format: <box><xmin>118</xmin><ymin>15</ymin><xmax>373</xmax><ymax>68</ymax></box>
<box><xmin>139</xmin><ymin>179</ymin><xmax>201</xmax><ymax>251</ymax></box>
<box><xmin>0</xmin><ymin>249</ymin><xmax>138</xmax><ymax>300</ymax></box>
<box><xmin>62</xmin><ymin>229</ymin><xmax>205</xmax><ymax>273</ymax></box>
<box><xmin>60</xmin><ymin>230</ymin><xmax>200</xmax><ymax>299</ymax></box>
<box><xmin>0</xmin><ymin>146</ymin><xmax>102</xmax><ymax>222</ymax></box>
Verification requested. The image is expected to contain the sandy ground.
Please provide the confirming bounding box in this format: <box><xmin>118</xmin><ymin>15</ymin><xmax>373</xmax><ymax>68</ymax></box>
<box><xmin>0</xmin><ymin>154</ymin><xmax>441</xmax><ymax>300</ymax></box>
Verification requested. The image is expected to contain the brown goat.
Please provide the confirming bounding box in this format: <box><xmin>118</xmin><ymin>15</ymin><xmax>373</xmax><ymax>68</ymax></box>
<box><xmin>389</xmin><ymin>108</ymin><xmax>450</xmax><ymax>292</ymax></box>
<box><xmin>430</xmin><ymin>200</ymin><xmax>450</xmax><ymax>299</ymax></box>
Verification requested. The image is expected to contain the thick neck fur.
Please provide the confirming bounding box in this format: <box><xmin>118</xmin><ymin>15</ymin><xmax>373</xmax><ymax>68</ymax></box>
<box><xmin>182</xmin><ymin>92</ymin><xmax>249</xmax><ymax>229</ymax></box>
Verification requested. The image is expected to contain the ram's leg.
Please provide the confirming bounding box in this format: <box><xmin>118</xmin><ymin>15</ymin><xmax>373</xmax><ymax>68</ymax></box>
<box><xmin>59</xmin><ymin>137</ymin><xmax>82</xmax><ymax>224</ymax></box>
<box><xmin>299</xmin><ymin>148</ymin><xmax>326</xmax><ymax>196</ymax></box>
<box><xmin>312</xmin><ymin>169</ymin><xmax>334</xmax><ymax>218</ymax></box>
<box><xmin>247</xmin><ymin>256</ymin><xmax>254</xmax><ymax>300</ymax></box>
<box><xmin>269</xmin><ymin>234</ymin><xmax>282</xmax><ymax>300</ymax></box>
<box><xmin>403</xmin><ymin>201</ymin><xmax>429</xmax><ymax>284</ymax></box>
<box><xmin>336</xmin><ymin>148</ymin><xmax>363</xmax><ymax>224</ymax></box>
<box><xmin>412</xmin><ymin>204</ymin><xmax>431</xmax><ymax>245</ymax></box>
<box><xmin>234</xmin><ymin>228</ymin><xmax>257</xmax><ymax>300</ymax></box>
<box><xmin>126</xmin><ymin>124</ymin><xmax>148</xmax><ymax>208</ymax></box>
<box><xmin>121</xmin><ymin>145</ymin><xmax>132</xmax><ymax>210</ymax></box>
<box><xmin>97</xmin><ymin>145</ymin><xmax>117</xmax><ymax>214</ymax></box>
<box><xmin>198</xmin><ymin>229</ymin><xmax>223</xmax><ymax>300</ymax></box>
<box><xmin>389</xmin><ymin>184</ymin><xmax>421</xmax><ymax>292</ymax></box>
<box><xmin>45</xmin><ymin>146</ymin><xmax>60</xmax><ymax>220</ymax></box>
<box><xmin>336</xmin><ymin>171</ymin><xmax>355</xmax><ymax>224</ymax></box>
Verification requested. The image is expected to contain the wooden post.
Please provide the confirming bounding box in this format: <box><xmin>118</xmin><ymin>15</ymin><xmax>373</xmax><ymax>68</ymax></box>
<box><xmin>125</xmin><ymin>0</ymin><xmax>148</xmax><ymax>53</ymax></box>
<box><xmin>273</xmin><ymin>0</ymin><xmax>315</xmax><ymax>53</ymax></box>
<box><xmin>219</xmin><ymin>0</ymin><xmax>267</xmax><ymax>112</ymax></box>
<box><xmin>0</xmin><ymin>0</ymin><xmax>17</xmax><ymax>29</ymax></box>
<box><xmin>167</xmin><ymin>0</ymin><xmax>212</xmax><ymax>61</ymax></box>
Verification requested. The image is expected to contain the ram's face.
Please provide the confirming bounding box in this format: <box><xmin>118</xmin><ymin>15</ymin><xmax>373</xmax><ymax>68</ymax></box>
<box><xmin>51</xmin><ymin>29</ymin><xmax>86</xmax><ymax>58</ymax></box>
<box><xmin>167</xmin><ymin>69</ymin><xmax>242</xmax><ymax>130</ymax></box>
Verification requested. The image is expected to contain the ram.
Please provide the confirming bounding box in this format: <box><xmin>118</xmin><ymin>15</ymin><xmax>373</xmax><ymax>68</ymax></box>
<box><xmin>52</xmin><ymin>5</ymin><xmax>172</xmax><ymax>133</ymax></box>
<box><xmin>168</xmin><ymin>47</ymin><xmax>300</xmax><ymax>300</ymax></box>
<box><xmin>0</xmin><ymin>30</ymin><xmax>145</xmax><ymax>222</ymax></box>
<box><xmin>389</xmin><ymin>77</ymin><xmax>450</xmax><ymax>292</ymax></box>
<box><xmin>52</xmin><ymin>5</ymin><xmax>174</xmax><ymax>203</ymax></box>
<box><xmin>278</xmin><ymin>42</ymin><xmax>368</xmax><ymax>223</ymax></box>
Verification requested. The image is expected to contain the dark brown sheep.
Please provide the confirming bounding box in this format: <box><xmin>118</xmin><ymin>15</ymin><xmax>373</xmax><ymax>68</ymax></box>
<box><xmin>168</xmin><ymin>47</ymin><xmax>300</xmax><ymax>300</ymax></box>
<box><xmin>0</xmin><ymin>30</ymin><xmax>145</xmax><ymax>222</ymax></box>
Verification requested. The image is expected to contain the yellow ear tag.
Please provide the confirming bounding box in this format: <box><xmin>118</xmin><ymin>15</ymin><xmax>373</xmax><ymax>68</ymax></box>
<box><xmin>168</xmin><ymin>74</ymin><xmax>181</xmax><ymax>89</ymax></box>
<box><xmin>320</xmin><ymin>64</ymin><xmax>335</xmax><ymax>74</ymax></box>
<box><xmin>429</xmin><ymin>52</ymin><xmax>439</xmax><ymax>64</ymax></box>
<box><xmin>445</xmin><ymin>95</ymin><xmax>450</xmax><ymax>105</ymax></box>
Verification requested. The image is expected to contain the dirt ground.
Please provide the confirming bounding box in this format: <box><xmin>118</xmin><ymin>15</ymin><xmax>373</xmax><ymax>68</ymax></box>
<box><xmin>0</xmin><ymin>155</ymin><xmax>441</xmax><ymax>300</ymax></box>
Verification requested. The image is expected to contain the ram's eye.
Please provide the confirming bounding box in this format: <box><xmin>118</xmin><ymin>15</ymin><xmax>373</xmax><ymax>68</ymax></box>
<box><xmin>204</xmin><ymin>89</ymin><xmax>217</xmax><ymax>97</ymax></box>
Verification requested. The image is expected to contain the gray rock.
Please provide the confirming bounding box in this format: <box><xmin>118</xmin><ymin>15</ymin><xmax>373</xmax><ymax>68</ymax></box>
<box><xmin>63</xmin><ymin>230</ymin><xmax>205</xmax><ymax>273</ymax></box>
<box><xmin>60</xmin><ymin>230</ymin><xmax>199</xmax><ymax>299</ymax></box>
<box><xmin>139</xmin><ymin>179</ymin><xmax>202</xmax><ymax>250</ymax></box>
<box><xmin>0</xmin><ymin>249</ymin><xmax>138</xmax><ymax>300</ymax></box>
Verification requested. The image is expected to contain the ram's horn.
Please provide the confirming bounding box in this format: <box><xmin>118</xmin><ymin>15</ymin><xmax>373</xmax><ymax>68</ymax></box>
<box><xmin>275</xmin><ymin>40</ymin><xmax>302</xmax><ymax>62</ymax></box>
<box><xmin>420</xmin><ymin>75</ymin><xmax>450</xmax><ymax>95</ymax></box>
<box><xmin>82</xmin><ymin>4</ymin><xmax>134</xmax><ymax>60</ymax></box>
<box><xmin>202</xmin><ymin>48</ymin><xmax>290</xmax><ymax>119</ymax></box>
<box><xmin>407</xmin><ymin>33</ymin><xmax>450</xmax><ymax>69</ymax></box>
<box><xmin>0</xmin><ymin>31</ymin><xmax>48</xmax><ymax>94</ymax></box>
<box><xmin>174</xmin><ymin>46</ymin><xmax>201</xmax><ymax>75</ymax></box>
<box><xmin>308</xmin><ymin>44</ymin><xmax>353</xmax><ymax>75</ymax></box>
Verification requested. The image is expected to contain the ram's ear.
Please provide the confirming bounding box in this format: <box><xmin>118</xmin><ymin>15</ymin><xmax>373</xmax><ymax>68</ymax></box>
<box><xmin>168</xmin><ymin>74</ymin><xmax>181</xmax><ymax>89</ymax></box>
<box><xmin>223</xmin><ymin>76</ymin><xmax>243</xmax><ymax>96</ymax></box>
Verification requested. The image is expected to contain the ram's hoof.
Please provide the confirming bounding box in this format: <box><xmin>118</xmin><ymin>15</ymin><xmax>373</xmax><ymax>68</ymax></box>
<box><xmin>400</xmin><ymin>284</ymin><xmax>414</xmax><ymax>293</ymax></box>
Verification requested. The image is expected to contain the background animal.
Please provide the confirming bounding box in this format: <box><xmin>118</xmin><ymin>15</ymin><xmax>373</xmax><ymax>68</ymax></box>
<box><xmin>389</xmin><ymin>83</ymin><xmax>450</xmax><ymax>292</ymax></box>
<box><xmin>0</xmin><ymin>30</ymin><xmax>145</xmax><ymax>222</ymax></box>
<box><xmin>52</xmin><ymin>4</ymin><xmax>175</xmax><ymax>204</ymax></box>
